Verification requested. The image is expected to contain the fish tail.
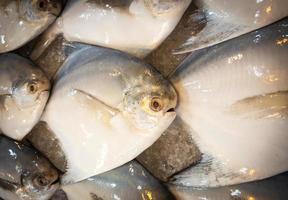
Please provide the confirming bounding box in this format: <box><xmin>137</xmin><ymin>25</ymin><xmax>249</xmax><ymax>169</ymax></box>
<box><xmin>170</xmin><ymin>154</ymin><xmax>248</xmax><ymax>188</ymax></box>
<box><xmin>173</xmin><ymin>11</ymin><xmax>246</xmax><ymax>54</ymax></box>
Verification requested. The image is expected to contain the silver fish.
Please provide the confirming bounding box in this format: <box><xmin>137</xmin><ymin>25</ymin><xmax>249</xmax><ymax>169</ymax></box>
<box><xmin>170</xmin><ymin>18</ymin><xmax>288</xmax><ymax>187</ymax></box>
<box><xmin>57</xmin><ymin>161</ymin><xmax>175</xmax><ymax>200</ymax></box>
<box><xmin>169</xmin><ymin>172</ymin><xmax>288</xmax><ymax>200</ymax></box>
<box><xmin>30</xmin><ymin>0</ymin><xmax>191</xmax><ymax>59</ymax></box>
<box><xmin>0</xmin><ymin>53</ymin><xmax>50</xmax><ymax>140</ymax></box>
<box><xmin>0</xmin><ymin>136</ymin><xmax>59</xmax><ymax>200</ymax></box>
<box><xmin>174</xmin><ymin>0</ymin><xmax>288</xmax><ymax>54</ymax></box>
<box><xmin>31</xmin><ymin>45</ymin><xmax>177</xmax><ymax>183</ymax></box>
<box><xmin>0</xmin><ymin>0</ymin><xmax>63</xmax><ymax>53</ymax></box>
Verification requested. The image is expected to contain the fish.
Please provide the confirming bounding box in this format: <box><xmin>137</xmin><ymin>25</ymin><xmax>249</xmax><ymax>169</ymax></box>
<box><xmin>54</xmin><ymin>161</ymin><xmax>175</xmax><ymax>200</ymax></box>
<box><xmin>169</xmin><ymin>172</ymin><xmax>288</xmax><ymax>200</ymax></box>
<box><xmin>30</xmin><ymin>0</ymin><xmax>191</xmax><ymax>59</ymax></box>
<box><xmin>0</xmin><ymin>135</ymin><xmax>59</xmax><ymax>200</ymax></box>
<box><xmin>0</xmin><ymin>53</ymin><xmax>50</xmax><ymax>140</ymax></box>
<box><xmin>170</xmin><ymin>18</ymin><xmax>288</xmax><ymax>187</ymax></box>
<box><xmin>174</xmin><ymin>0</ymin><xmax>288</xmax><ymax>54</ymax></box>
<box><xmin>0</xmin><ymin>0</ymin><xmax>63</xmax><ymax>53</ymax></box>
<box><xmin>30</xmin><ymin>44</ymin><xmax>177</xmax><ymax>183</ymax></box>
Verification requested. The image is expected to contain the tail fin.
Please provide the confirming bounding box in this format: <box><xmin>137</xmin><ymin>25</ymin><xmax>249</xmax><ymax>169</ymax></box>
<box><xmin>173</xmin><ymin>11</ymin><xmax>246</xmax><ymax>54</ymax></box>
<box><xmin>170</xmin><ymin>154</ymin><xmax>248</xmax><ymax>188</ymax></box>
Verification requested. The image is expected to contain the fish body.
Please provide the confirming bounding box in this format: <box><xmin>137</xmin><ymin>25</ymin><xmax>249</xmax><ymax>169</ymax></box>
<box><xmin>0</xmin><ymin>136</ymin><xmax>59</xmax><ymax>200</ymax></box>
<box><xmin>58</xmin><ymin>161</ymin><xmax>175</xmax><ymax>200</ymax></box>
<box><xmin>0</xmin><ymin>0</ymin><xmax>62</xmax><ymax>53</ymax></box>
<box><xmin>40</xmin><ymin>45</ymin><xmax>177</xmax><ymax>183</ymax></box>
<box><xmin>174</xmin><ymin>0</ymin><xmax>288</xmax><ymax>54</ymax></box>
<box><xmin>171</xmin><ymin>18</ymin><xmax>288</xmax><ymax>187</ymax></box>
<box><xmin>0</xmin><ymin>53</ymin><xmax>50</xmax><ymax>140</ymax></box>
<box><xmin>169</xmin><ymin>172</ymin><xmax>288</xmax><ymax>200</ymax></box>
<box><xmin>30</xmin><ymin>0</ymin><xmax>191</xmax><ymax>59</ymax></box>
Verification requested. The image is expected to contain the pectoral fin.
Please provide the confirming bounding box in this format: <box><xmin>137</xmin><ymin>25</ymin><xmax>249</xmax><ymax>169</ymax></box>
<box><xmin>228</xmin><ymin>91</ymin><xmax>288</xmax><ymax>120</ymax></box>
<box><xmin>72</xmin><ymin>89</ymin><xmax>120</xmax><ymax>123</ymax></box>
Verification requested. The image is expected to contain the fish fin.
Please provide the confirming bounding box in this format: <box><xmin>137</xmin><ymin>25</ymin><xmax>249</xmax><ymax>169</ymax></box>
<box><xmin>173</xmin><ymin>11</ymin><xmax>247</xmax><ymax>54</ymax></box>
<box><xmin>0</xmin><ymin>179</ymin><xmax>18</xmax><ymax>192</ymax></box>
<box><xmin>170</xmin><ymin>154</ymin><xmax>247</xmax><ymax>188</ymax></box>
<box><xmin>228</xmin><ymin>91</ymin><xmax>288</xmax><ymax>120</ymax></box>
<box><xmin>72</xmin><ymin>89</ymin><xmax>120</xmax><ymax>122</ymax></box>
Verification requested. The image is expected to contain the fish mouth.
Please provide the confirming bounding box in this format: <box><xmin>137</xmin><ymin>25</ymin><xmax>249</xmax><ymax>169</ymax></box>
<box><xmin>166</xmin><ymin>108</ymin><xmax>176</xmax><ymax>113</ymax></box>
<box><xmin>164</xmin><ymin>107</ymin><xmax>177</xmax><ymax>118</ymax></box>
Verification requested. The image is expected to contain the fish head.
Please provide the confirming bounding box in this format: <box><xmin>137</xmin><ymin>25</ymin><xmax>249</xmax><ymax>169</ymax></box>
<box><xmin>124</xmin><ymin>75</ymin><xmax>177</xmax><ymax>130</ymax></box>
<box><xmin>12</xmin><ymin>68</ymin><xmax>50</xmax><ymax>109</ymax></box>
<box><xmin>17</xmin><ymin>157</ymin><xmax>59</xmax><ymax>200</ymax></box>
<box><xmin>19</xmin><ymin>0</ymin><xmax>63</xmax><ymax>22</ymax></box>
<box><xmin>144</xmin><ymin>0</ymin><xmax>190</xmax><ymax>16</ymax></box>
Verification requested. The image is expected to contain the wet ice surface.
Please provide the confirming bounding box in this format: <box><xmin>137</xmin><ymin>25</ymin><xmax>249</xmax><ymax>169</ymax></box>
<box><xmin>137</xmin><ymin>116</ymin><xmax>201</xmax><ymax>182</ymax></box>
<box><xmin>145</xmin><ymin>3</ymin><xmax>206</xmax><ymax>77</ymax></box>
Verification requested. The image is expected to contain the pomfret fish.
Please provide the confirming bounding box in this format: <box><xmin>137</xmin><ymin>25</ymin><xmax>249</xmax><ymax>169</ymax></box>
<box><xmin>0</xmin><ymin>0</ymin><xmax>63</xmax><ymax>53</ymax></box>
<box><xmin>0</xmin><ymin>136</ymin><xmax>59</xmax><ymax>200</ymax></box>
<box><xmin>169</xmin><ymin>172</ymin><xmax>288</xmax><ymax>200</ymax></box>
<box><xmin>174</xmin><ymin>0</ymin><xmax>288</xmax><ymax>54</ymax></box>
<box><xmin>32</xmin><ymin>45</ymin><xmax>177</xmax><ymax>183</ymax></box>
<box><xmin>170</xmin><ymin>18</ymin><xmax>288</xmax><ymax>187</ymax></box>
<box><xmin>53</xmin><ymin>161</ymin><xmax>175</xmax><ymax>200</ymax></box>
<box><xmin>30</xmin><ymin>0</ymin><xmax>191</xmax><ymax>59</ymax></box>
<box><xmin>0</xmin><ymin>53</ymin><xmax>50</xmax><ymax>140</ymax></box>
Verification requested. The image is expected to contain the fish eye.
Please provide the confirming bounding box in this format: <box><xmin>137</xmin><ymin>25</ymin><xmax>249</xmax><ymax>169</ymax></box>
<box><xmin>27</xmin><ymin>82</ymin><xmax>38</xmax><ymax>94</ymax></box>
<box><xmin>150</xmin><ymin>97</ymin><xmax>163</xmax><ymax>112</ymax></box>
<box><xmin>33</xmin><ymin>175</ymin><xmax>50</xmax><ymax>187</ymax></box>
<box><xmin>37</xmin><ymin>0</ymin><xmax>48</xmax><ymax>11</ymax></box>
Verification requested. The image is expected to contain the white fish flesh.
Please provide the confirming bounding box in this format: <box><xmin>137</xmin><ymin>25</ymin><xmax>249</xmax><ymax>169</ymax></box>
<box><xmin>30</xmin><ymin>0</ymin><xmax>191</xmax><ymax>59</ymax></box>
<box><xmin>42</xmin><ymin>45</ymin><xmax>177</xmax><ymax>183</ymax></box>
<box><xmin>170</xmin><ymin>18</ymin><xmax>288</xmax><ymax>187</ymax></box>
<box><xmin>174</xmin><ymin>0</ymin><xmax>288</xmax><ymax>54</ymax></box>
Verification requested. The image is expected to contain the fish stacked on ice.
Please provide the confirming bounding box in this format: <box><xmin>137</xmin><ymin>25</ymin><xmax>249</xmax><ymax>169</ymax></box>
<box><xmin>0</xmin><ymin>0</ymin><xmax>63</xmax><ymax>53</ymax></box>
<box><xmin>174</xmin><ymin>0</ymin><xmax>288</xmax><ymax>54</ymax></box>
<box><xmin>0</xmin><ymin>136</ymin><xmax>59</xmax><ymax>200</ymax></box>
<box><xmin>0</xmin><ymin>53</ymin><xmax>50</xmax><ymax>140</ymax></box>
<box><xmin>171</xmin><ymin>18</ymin><xmax>288</xmax><ymax>187</ymax></box>
<box><xmin>30</xmin><ymin>0</ymin><xmax>191</xmax><ymax>59</ymax></box>
<box><xmin>34</xmin><ymin>45</ymin><xmax>177</xmax><ymax>183</ymax></box>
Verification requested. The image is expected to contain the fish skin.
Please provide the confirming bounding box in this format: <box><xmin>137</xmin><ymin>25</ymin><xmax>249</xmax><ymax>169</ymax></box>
<box><xmin>60</xmin><ymin>161</ymin><xmax>175</xmax><ymax>200</ymax></box>
<box><xmin>30</xmin><ymin>0</ymin><xmax>191</xmax><ymax>59</ymax></box>
<box><xmin>33</xmin><ymin>45</ymin><xmax>177</xmax><ymax>183</ymax></box>
<box><xmin>0</xmin><ymin>53</ymin><xmax>50</xmax><ymax>140</ymax></box>
<box><xmin>0</xmin><ymin>135</ymin><xmax>59</xmax><ymax>200</ymax></box>
<box><xmin>170</xmin><ymin>18</ymin><xmax>288</xmax><ymax>187</ymax></box>
<box><xmin>0</xmin><ymin>0</ymin><xmax>63</xmax><ymax>53</ymax></box>
<box><xmin>169</xmin><ymin>172</ymin><xmax>288</xmax><ymax>200</ymax></box>
<box><xmin>174</xmin><ymin>0</ymin><xmax>288</xmax><ymax>54</ymax></box>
